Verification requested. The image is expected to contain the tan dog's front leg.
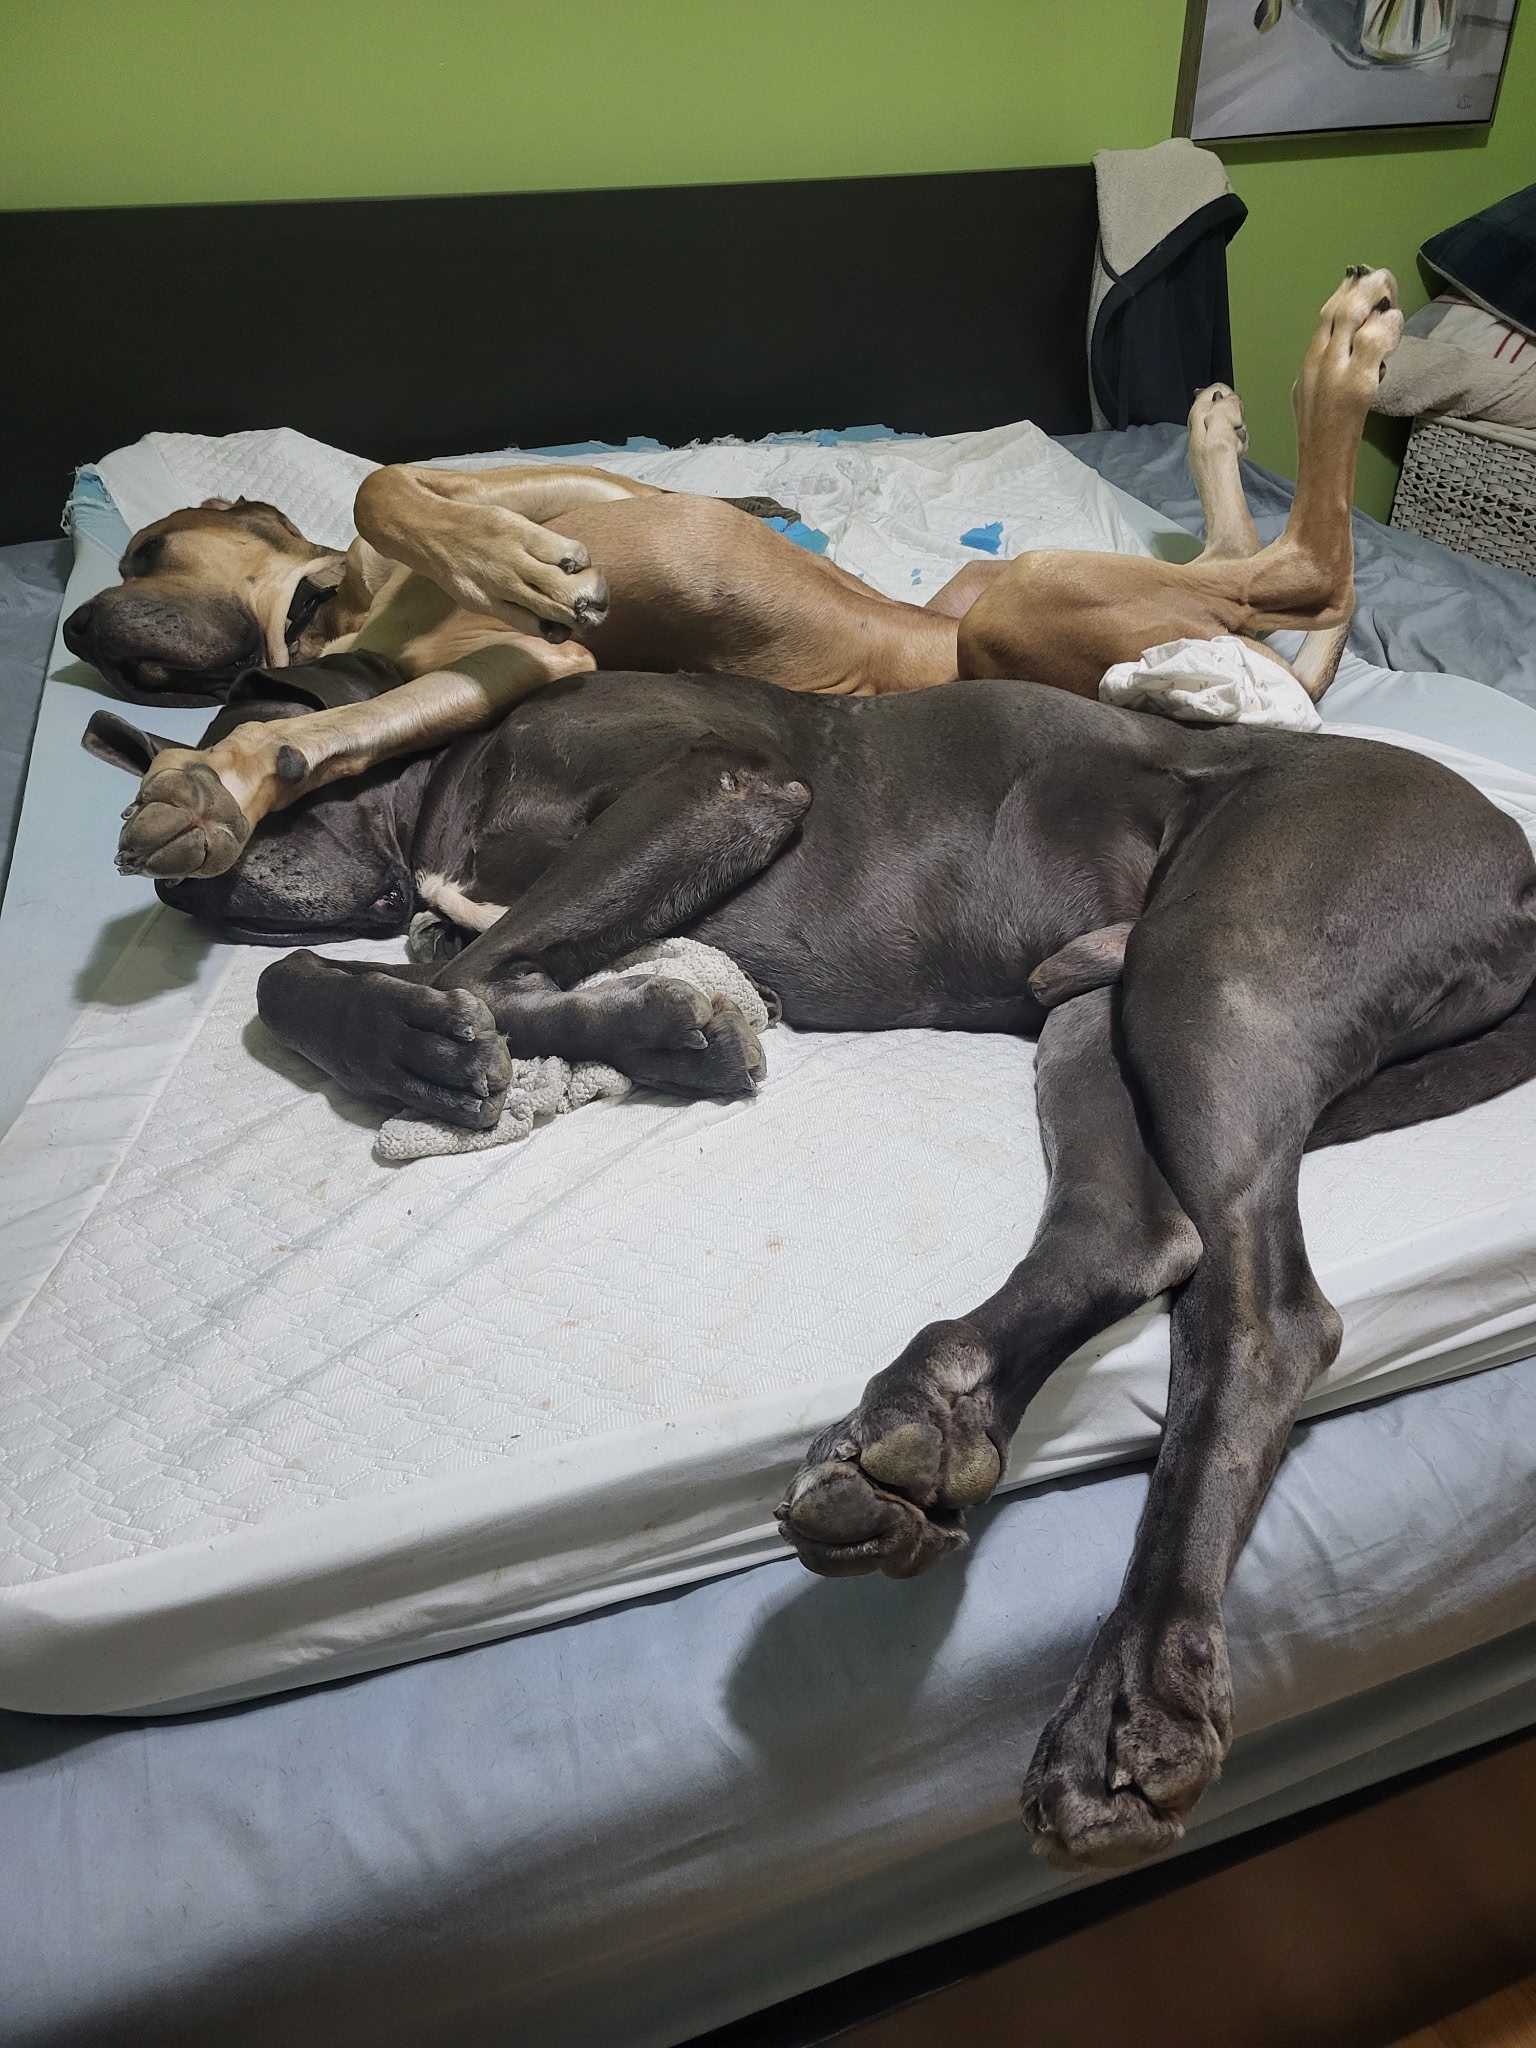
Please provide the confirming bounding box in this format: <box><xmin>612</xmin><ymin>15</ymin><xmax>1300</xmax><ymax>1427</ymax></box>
<box><xmin>353</xmin><ymin>463</ymin><xmax>662</xmax><ymax>636</ymax></box>
<box><xmin>117</xmin><ymin>638</ymin><xmax>596</xmax><ymax>880</ymax></box>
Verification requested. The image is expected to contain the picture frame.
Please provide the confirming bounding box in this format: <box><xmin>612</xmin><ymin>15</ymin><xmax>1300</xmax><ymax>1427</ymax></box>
<box><xmin>1175</xmin><ymin>0</ymin><xmax>1522</xmax><ymax>142</ymax></box>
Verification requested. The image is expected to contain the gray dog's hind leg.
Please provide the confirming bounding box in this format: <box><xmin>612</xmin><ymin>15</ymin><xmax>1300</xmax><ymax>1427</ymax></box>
<box><xmin>1021</xmin><ymin>750</ymin><xmax>1536</xmax><ymax>1872</ymax></box>
<box><xmin>1020</xmin><ymin>970</ymin><xmax>1343</xmax><ymax>1872</ymax></box>
<box><xmin>776</xmin><ymin>987</ymin><xmax>1202</xmax><ymax>1577</ymax></box>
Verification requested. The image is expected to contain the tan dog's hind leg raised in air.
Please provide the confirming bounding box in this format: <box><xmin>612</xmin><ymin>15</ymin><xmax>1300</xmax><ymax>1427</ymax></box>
<box><xmin>957</xmin><ymin>266</ymin><xmax>1401</xmax><ymax>697</ymax></box>
<box><xmin>1182</xmin><ymin>380</ymin><xmax>1351</xmax><ymax>700</ymax></box>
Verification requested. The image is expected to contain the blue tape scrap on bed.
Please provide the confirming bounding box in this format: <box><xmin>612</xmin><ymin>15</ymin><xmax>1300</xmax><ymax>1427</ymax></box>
<box><xmin>961</xmin><ymin>520</ymin><xmax>1003</xmax><ymax>553</ymax></box>
<box><xmin>765</xmin><ymin>516</ymin><xmax>830</xmax><ymax>554</ymax></box>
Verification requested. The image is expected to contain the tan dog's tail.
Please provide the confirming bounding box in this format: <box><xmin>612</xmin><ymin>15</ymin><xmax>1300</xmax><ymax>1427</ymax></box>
<box><xmin>716</xmin><ymin>495</ymin><xmax>801</xmax><ymax>523</ymax></box>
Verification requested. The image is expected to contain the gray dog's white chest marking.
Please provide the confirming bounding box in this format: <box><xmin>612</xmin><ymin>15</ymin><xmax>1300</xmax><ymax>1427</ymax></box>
<box><xmin>415</xmin><ymin>870</ymin><xmax>509</xmax><ymax>932</ymax></box>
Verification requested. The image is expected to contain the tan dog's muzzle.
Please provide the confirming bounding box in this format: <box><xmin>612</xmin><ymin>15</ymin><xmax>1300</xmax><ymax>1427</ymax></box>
<box><xmin>63</xmin><ymin>586</ymin><xmax>268</xmax><ymax>706</ymax></box>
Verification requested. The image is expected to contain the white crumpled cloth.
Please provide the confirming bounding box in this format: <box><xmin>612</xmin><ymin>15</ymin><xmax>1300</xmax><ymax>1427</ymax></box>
<box><xmin>1100</xmin><ymin>634</ymin><xmax>1322</xmax><ymax>732</ymax></box>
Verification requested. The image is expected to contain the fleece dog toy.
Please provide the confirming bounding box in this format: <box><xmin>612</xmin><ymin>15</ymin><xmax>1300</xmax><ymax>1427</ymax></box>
<box><xmin>374</xmin><ymin>935</ymin><xmax>774</xmax><ymax>1163</ymax></box>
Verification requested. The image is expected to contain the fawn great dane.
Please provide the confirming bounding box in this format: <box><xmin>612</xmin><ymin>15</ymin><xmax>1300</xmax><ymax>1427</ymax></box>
<box><xmin>80</xmin><ymin>271</ymin><xmax>1536</xmax><ymax>1869</ymax></box>
<box><xmin>67</xmin><ymin>273</ymin><xmax>1388</xmax><ymax>889</ymax></box>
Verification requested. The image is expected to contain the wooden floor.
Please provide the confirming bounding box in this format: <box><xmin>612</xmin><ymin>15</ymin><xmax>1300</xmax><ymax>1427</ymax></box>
<box><xmin>839</xmin><ymin>1734</ymin><xmax>1536</xmax><ymax>2048</ymax></box>
<box><xmin>1394</xmin><ymin>1977</ymin><xmax>1536</xmax><ymax>2048</ymax></box>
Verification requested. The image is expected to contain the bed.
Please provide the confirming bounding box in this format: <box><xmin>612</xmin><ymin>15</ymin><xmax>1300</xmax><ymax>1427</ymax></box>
<box><xmin>3</xmin><ymin>170</ymin><xmax>1536</xmax><ymax>2047</ymax></box>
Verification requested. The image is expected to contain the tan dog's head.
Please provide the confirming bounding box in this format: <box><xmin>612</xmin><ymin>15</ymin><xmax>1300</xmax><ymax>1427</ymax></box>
<box><xmin>62</xmin><ymin>498</ymin><xmax>346</xmax><ymax>706</ymax></box>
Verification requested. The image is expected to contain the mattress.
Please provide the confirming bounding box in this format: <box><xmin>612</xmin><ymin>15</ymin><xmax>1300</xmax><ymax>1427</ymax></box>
<box><xmin>7</xmin><ymin>1368</ymin><xmax>1536</xmax><ymax>2048</ymax></box>
<box><xmin>5</xmin><ymin>423</ymin><xmax>1536</xmax><ymax>1719</ymax></box>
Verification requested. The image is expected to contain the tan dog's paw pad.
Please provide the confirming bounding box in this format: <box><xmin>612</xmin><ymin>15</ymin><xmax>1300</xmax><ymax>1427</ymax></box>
<box><xmin>1319</xmin><ymin>266</ymin><xmax>1403</xmax><ymax>379</ymax></box>
<box><xmin>117</xmin><ymin>759</ymin><xmax>252</xmax><ymax>880</ymax></box>
<box><xmin>1187</xmin><ymin>383</ymin><xmax>1249</xmax><ymax>455</ymax></box>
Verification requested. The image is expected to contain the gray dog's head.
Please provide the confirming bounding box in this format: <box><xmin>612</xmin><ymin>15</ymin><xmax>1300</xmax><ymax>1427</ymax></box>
<box><xmin>63</xmin><ymin>499</ymin><xmax>346</xmax><ymax>707</ymax></box>
<box><xmin>82</xmin><ymin>654</ymin><xmax>419</xmax><ymax>944</ymax></box>
<box><xmin>154</xmin><ymin>795</ymin><xmax>418</xmax><ymax>947</ymax></box>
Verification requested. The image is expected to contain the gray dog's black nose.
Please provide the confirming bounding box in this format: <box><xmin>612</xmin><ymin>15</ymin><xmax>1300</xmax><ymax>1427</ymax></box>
<box><xmin>62</xmin><ymin>601</ymin><xmax>96</xmax><ymax>655</ymax></box>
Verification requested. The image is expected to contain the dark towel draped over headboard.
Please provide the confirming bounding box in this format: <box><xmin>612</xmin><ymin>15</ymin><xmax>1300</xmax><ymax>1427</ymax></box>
<box><xmin>0</xmin><ymin>166</ymin><xmax>1099</xmax><ymax>546</ymax></box>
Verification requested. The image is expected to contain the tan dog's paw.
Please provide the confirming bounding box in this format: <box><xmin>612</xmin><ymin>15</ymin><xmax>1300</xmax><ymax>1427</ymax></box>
<box><xmin>1299</xmin><ymin>266</ymin><xmax>1403</xmax><ymax>416</ymax></box>
<box><xmin>117</xmin><ymin>755</ymin><xmax>252</xmax><ymax>880</ymax></box>
<box><xmin>1187</xmin><ymin>383</ymin><xmax>1248</xmax><ymax>457</ymax></box>
<box><xmin>436</xmin><ymin>506</ymin><xmax>610</xmax><ymax>637</ymax></box>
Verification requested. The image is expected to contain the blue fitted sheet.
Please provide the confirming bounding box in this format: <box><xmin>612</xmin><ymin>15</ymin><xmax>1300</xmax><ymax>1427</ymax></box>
<box><xmin>0</xmin><ymin>538</ymin><xmax>69</xmax><ymax>904</ymax></box>
<box><xmin>2</xmin><ymin>439</ymin><xmax>1536</xmax><ymax>2046</ymax></box>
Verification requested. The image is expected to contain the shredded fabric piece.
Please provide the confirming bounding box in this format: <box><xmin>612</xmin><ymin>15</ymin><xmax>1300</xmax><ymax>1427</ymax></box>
<box><xmin>374</xmin><ymin>937</ymin><xmax>774</xmax><ymax>1164</ymax></box>
<box><xmin>1100</xmin><ymin>634</ymin><xmax>1322</xmax><ymax>731</ymax></box>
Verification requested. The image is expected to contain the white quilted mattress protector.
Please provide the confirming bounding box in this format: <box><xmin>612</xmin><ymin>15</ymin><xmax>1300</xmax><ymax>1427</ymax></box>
<box><xmin>6</xmin><ymin>424</ymin><xmax>1536</xmax><ymax>1715</ymax></box>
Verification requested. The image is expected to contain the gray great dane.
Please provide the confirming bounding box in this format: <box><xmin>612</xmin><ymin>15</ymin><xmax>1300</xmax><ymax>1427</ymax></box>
<box><xmin>86</xmin><ymin>625</ymin><xmax>1536</xmax><ymax>1870</ymax></box>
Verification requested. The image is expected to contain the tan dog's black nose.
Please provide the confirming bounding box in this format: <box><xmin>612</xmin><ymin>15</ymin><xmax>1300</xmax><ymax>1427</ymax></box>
<box><xmin>62</xmin><ymin>600</ymin><xmax>96</xmax><ymax>657</ymax></box>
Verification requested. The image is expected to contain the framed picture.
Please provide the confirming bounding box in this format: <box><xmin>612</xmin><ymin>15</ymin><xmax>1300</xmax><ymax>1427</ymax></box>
<box><xmin>1175</xmin><ymin>0</ymin><xmax>1522</xmax><ymax>141</ymax></box>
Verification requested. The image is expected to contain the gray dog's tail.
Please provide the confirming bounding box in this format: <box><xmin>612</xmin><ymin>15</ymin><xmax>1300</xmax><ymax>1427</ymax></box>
<box><xmin>1308</xmin><ymin>977</ymin><xmax>1536</xmax><ymax>1151</ymax></box>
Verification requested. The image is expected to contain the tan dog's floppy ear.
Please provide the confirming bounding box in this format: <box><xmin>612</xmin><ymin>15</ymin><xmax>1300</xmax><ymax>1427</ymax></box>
<box><xmin>230</xmin><ymin>497</ymin><xmax>305</xmax><ymax>539</ymax></box>
<box><xmin>81</xmin><ymin>709</ymin><xmax>178</xmax><ymax>775</ymax></box>
<box><xmin>198</xmin><ymin>496</ymin><xmax>234</xmax><ymax>511</ymax></box>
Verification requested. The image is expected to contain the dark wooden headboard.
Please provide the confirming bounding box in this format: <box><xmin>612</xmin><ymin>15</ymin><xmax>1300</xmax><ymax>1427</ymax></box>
<box><xmin>0</xmin><ymin>165</ymin><xmax>1099</xmax><ymax>545</ymax></box>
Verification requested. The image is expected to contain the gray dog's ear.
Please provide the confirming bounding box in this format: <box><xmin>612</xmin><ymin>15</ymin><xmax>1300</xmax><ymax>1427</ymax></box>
<box><xmin>81</xmin><ymin>709</ymin><xmax>178</xmax><ymax>775</ymax></box>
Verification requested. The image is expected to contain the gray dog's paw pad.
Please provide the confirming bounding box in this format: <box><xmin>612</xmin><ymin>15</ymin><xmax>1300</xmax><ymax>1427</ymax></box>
<box><xmin>776</xmin><ymin>1324</ymin><xmax>1004</xmax><ymax>1580</ymax></box>
<box><xmin>1020</xmin><ymin>1620</ymin><xmax>1233</xmax><ymax>1872</ymax></box>
<box><xmin>774</xmin><ymin>1461</ymin><xmax>967</xmax><ymax>1579</ymax></box>
<box><xmin>857</xmin><ymin>1420</ymin><xmax>944</xmax><ymax>1494</ymax></box>
<box><xmin>1021</xmin><ymin>1782</ymin><xmax>1187</xmax><ymax>1874</ymax></box>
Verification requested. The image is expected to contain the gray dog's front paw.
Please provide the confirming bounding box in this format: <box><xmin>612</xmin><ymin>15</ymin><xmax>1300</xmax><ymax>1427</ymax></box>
<box><xmin>363</xmin><ymin>981</ymin><xmax>513</xmax><ymax>1128</ymax></box>
<box><xmin>617</xmin><ymin>988</ymin><xmax>765</xmax><ymax>1099</ymax></box>
<box><xmin>776</xmin><ymin>1322</ymin><xmax>1005</xmax><ymax>1578</ymax></box>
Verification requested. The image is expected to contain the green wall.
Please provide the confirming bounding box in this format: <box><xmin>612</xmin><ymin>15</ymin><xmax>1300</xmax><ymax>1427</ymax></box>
<box><xmin>5</xmin><ymin>0</ymin><xmax>1533</xmax><ymax>517</ymax></box>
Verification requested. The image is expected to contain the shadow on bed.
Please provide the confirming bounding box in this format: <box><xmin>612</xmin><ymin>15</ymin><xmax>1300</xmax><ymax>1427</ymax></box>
<box><xmin>241</xmin><ymin>1014</ymin><xmax>390</xmax><ymax>1132</ymax></box>
<box><xmin>725</xmin><ymin>1523</ymin><xmax>974</xmax><ymax>1768</ymax></box>
<box><xmin>0</xmin><ymin>1709</ymin><xmax>122</xmax><ymax>1771</ymax></box>
<box><xmin>72</xmin><ymin>906</ymin><xmax>213</xmax><ymax>1008</ymax></box>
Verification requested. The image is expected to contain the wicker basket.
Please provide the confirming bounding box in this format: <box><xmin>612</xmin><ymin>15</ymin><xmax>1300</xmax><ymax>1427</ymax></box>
<box><xmin>1388</xmin><ymin>416</ymin><xmax>1536</xmax><ymax>577</ymax></box>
